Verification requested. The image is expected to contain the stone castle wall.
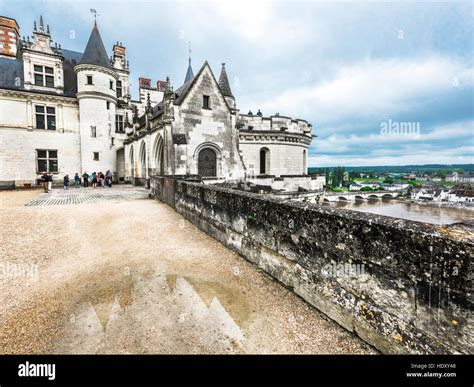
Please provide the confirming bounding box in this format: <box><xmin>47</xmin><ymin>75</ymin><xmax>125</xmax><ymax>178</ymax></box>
<box><xmin>150</xmin><ymin>175</ymin><xmax>473</xmax><ymax>354</ymax></box>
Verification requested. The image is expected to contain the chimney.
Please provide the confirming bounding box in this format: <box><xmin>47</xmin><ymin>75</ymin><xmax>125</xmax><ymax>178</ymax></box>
<box><xmin>139</xmin><ymin>77</ymin><xmax>151</xmax><ymax>89</ymax></box>
<box><xmin>0</xmin><ymin>16</ymin><xmax>20</xmax><ymax>59</ymax></box>
<box><xmin>156</xmin><ymin>80</ymin><xmax>167</xmax><ymax>91</ymax></box>
<box><xmin>113</xmin><ymin>41</ymin><xmax>125</xmax><ymax>63</ymax></box>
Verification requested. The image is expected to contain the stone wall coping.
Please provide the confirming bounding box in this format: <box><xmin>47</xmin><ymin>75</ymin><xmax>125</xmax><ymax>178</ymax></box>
<box><xmin>171</xmin><ymin>178</ymin><xmax>473</xmax><ymax>242</ymax></box>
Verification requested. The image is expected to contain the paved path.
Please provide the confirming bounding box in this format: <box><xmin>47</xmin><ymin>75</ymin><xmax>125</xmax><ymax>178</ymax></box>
<box><xmin>0</xmin><ymin>189</ymin><xmax>374</xmax><ymax>354</ymax></box>
<box><xmin>25</xmin><ymin>186</ymin><xmax>149</xmax><ymax>206</ymax></box>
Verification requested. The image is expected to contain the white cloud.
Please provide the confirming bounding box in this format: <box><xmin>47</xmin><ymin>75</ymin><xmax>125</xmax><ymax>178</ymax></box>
<box><xmin>309</xmin><ymin>147</ymin><xmax>474</xmax><ymax>167</ymax></box>
<box><xmin>256</xmin><ymin>56</ymin><xmax>473</xmax><ymax>125</ymax></box>
<box><xmin>311</xmin><ymin>120</ymin><xmax>474</xmax><ymax>155</ymax></box>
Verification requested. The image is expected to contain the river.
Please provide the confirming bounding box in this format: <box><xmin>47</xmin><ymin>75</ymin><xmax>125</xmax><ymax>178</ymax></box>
<box><xmin>326</xmin><ymin>199</ymin><xmax>473</xmax><ymax>225</ymax></box>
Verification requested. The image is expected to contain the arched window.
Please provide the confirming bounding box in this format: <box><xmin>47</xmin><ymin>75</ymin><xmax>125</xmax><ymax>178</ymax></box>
<box><xmin>259</xmin><ymin>147</ymin><xmax>270</xmax><ymax>174</ymax></box>
<box><xmin>198</xmin><ymin>148</ymin><xmax>217</xmax><ymax>177</ymax></box>
<box><xmin>303</xmin><ymin>149</ymin><xmax>307</xmax><ymax>174</ymax></box>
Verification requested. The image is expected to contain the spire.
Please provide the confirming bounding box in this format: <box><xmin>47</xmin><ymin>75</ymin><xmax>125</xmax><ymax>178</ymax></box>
<box><xmin>145</xmin><ymin>93</ymin><xmax>152</xmax><ymax>114</ymax></box>
<box><xmin>184</xmin><ymin>41</ymin><xmax>194</xmax><ymax>83</ymax></box>
<box><xmin>79</xmin><ymin>19</ymin><xmax>111</xmax><ymax>68</ymax></box>
<box><xmin>218</xmin><ymin>63</ymin><xmax>234</xmax><ymax>98</ymax></box>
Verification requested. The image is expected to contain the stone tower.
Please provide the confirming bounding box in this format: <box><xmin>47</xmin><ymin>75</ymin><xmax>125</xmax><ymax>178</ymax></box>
<box><xmin>74</xmin><ymin>20</ymin><xmax>117</xmax><ymax>174</ymax></box>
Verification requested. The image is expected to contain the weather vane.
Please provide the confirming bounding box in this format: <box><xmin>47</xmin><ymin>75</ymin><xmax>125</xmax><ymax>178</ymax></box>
<box><xmin>90</xmin><ymin>9</ymin><xmax>99</xmax><ymax>20</ymax></box>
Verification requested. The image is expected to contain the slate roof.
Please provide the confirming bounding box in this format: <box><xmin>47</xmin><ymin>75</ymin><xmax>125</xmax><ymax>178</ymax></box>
<box><xmin>62</xmin><ymin>49</ymin><xmax>83</xmax><ymax>96</ymax></box>
<box><xmin>79</xmin><ymin>21</ymin><xmax>111</xmax><ymax>69</ymax></box>
<box><xmin>184</xmin><ymin>58</ymin><xmax>194</xmax><ymax>84</ymax></box>
<box><xmin>0</xmin><ymin>55</ymin><xmax>23</xmax><ymax>90</ymax></box>
<box><xmin>0</xmin><ymin>49</ymin><xmax>82</xmax><ymax>97</ymax></box>
<box><xmin>218</xmin><ymin>63</ymin><xmax>233</xmax><ymax>98</ymax></box>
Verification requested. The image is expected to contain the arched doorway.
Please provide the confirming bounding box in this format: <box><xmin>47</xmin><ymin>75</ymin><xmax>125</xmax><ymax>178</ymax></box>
<box><xmin>260</xmin><ymin>147</ymin><xmax>270</xmax><ymax>174</ymax></box>
<box><xmin>116</xmin><ymin>148</ymin><xmax>125</xmax><ymax>183</ymax></box>
<box><xmin>153</xmin><ymin>135</ymin><xmax>164</xmax><ymax>176</ymax></box>
<box><xmin>139</xmin><ymin>141</ymin><xmax>147</xmax><ymax>178</ymax></box>
<box><xmin>129</xmin><ymin>146</ymin><xmax>135</xmax><ymax>178</ymax></box>
<box><xmin>198</xmin><ymin>148</ymin><xmax>217</xmax><ymax>177</ymax></box>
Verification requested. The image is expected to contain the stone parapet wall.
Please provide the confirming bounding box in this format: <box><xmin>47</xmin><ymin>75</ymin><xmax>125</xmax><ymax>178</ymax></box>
<box><xmin>150</xmin><ymin>176</ymin><xmax>473</xmax><ymax>354</ymax></box>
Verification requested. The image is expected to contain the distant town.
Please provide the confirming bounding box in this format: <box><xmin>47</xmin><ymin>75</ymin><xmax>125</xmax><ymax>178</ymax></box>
<box><xmin>309</xmin><ymin>164</ymin><xmax>474</xmax><ymax>205</ymax></box>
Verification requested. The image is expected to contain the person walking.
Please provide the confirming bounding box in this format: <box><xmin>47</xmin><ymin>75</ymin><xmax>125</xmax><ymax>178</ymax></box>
<box><xmin>91</xmin><ymin>172</ymin><xmax>97</xmax><ymax>188</ymax></box>
<box><xmin>47</xmin><ymin>173</ymin><xmax>53</xmax><ymax>191</ymax></box>
<box><xmin>100</xmin><ymin>171</ymin><xmax>105</xmax><ymax>188</ymax></box>
<box><xmin>41</xmin><ymin>172</ymin><xmax>49</xmax><ymax>193</ymax></box>
<box><xmin>82</xmin><ymin>172</ymin><xmax>89</xmax><ymax>188</ymax></box>
<box><xmin>74</xmin><ymin>173</ymin><xmax>81</xmax><ymax>188</ymax></box>
<box><xmin>63</xmin><ymin>174</ymin><xmax>70</xmax><ymax>190</ymax></box>
<box><xmin>106</xmin><ymin>170</ymin><xmax>113</xmax><ymax>187</ymax></box>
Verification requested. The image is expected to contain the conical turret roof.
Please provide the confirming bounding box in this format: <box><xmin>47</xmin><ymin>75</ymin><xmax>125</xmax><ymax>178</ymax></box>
<box><xmin>79</xmin><ymin>20</ymin><xmax>111</xmax><ymax>68</ymax></box>
<box><xmin>184</xmin><ymin>57</ymin><xmax>194</xmax><ymax>83</ymax></box>
<box><xmin>218</xmin><ymin>63</ymin><xmax>234</xmax><ymax>98</ymax></box>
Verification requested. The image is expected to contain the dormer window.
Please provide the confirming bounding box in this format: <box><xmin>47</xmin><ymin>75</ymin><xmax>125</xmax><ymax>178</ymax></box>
<box><xmin>86</xmin><ymin>75</ymin><xmax>93</xmax><ymax>85</ymax></box>
<box><xmin>202</xmin><ymin>95</ymin><xmax>210</xmax><ymax>109</ymax></box>
<box><xmin>34</xmin><ymin>65</ymin><xmax>54</xmax><ymax>88</ymax></box>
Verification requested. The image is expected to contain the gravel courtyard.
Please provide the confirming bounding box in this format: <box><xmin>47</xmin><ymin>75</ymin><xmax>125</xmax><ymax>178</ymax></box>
<box><xmin>0</xmin><ymin>187</ymin><xmax>375</xmax><ymax>354</ymax></box>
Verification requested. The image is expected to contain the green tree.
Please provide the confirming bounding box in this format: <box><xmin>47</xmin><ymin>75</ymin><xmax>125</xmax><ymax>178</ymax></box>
<box><xmin>332</xmin><ymin>166</ymin><xmax>345</xmax><ymax>187</ymax></box>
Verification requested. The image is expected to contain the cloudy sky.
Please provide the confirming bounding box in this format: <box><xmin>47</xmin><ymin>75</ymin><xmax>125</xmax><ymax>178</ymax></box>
<box><xmin>2</xmin><ymin>0</ymin><xmax>473</xmax><ymax>167</ymax></box>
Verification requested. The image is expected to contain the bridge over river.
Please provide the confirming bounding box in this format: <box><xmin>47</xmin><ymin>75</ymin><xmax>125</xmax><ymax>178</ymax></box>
<box><xmin>321</xmin><ymin>190</ymin><xmax>404</xmax><ymax>202</ymax></box>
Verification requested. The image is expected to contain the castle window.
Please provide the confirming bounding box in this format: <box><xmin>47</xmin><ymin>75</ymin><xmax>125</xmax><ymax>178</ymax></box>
<box><xmin>106</xmin><ymin>101</ymin><xmax>110</xmax><ymax>110</ymax></box>
<box><xmin>116</xmin><ymin>80</ymin><xmax>122</xmax><ymax>98</ymax></box>
<box><xmin>93</xmin><ymin>152</ymin><xmax>100</xmax><ymax>161</ymax></box>
<box><xmin>110</xmin><ymin>80</ymin><xmax>114</xmax><ymax>90</ymax></box>
<box><xmin>86</xmin><ymin>75</ymin><xmax>93</xmax><ymax>85</ymax></box>
<box><xmin>36</xmin><ymin>149</ymin><xmax>58</xmax><ymax>173</ymax></box>
<box><xmin>115</xmin><ymin>114</ymin><xmax>124</xmax><ymax>133</ymax></box>
<box><xmin>202</xmin><ymin>95</ymin><xmax>210</xmax><ymax>109</ymax></box>
<box><xmin>303</xmin><ymin>150</ymin><xmax>307</xmax><ymax>174</ymax></box>
<box><xmin>259</xmin><ymin>147</ymin><xmax>270</xmax><ymax>174</ymax></box>
<box><xmin>91</xmin><ymin>126</ymin><xmax>97</xmax><ymax>138</ymax></box>
<box><xmin>35</xmin><ymin>105</ymin><xmax>56</xmax><ymax>130</ymax></box>
<box><xmin>34</xmin><ymin>65</ymin><xmax>54</xmax><ymax>88</ymax></box>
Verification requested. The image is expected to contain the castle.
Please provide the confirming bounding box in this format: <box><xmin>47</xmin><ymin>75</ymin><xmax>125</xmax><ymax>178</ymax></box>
<box><xmin>0</xmin><ymin>15</ymin><xmax>317</xmax><ymax>189</ymax></box>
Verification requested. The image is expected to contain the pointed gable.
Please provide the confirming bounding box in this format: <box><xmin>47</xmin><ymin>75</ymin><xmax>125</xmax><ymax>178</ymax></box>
<box><xmin>173</xmin><ymin>61</ymin><xmax>231</xmax><ymax>111</ymax></box>
<box><xmin>79</xmin><ymin>21</ymin><xmax>111</xmax><ymax>68</ymax></box>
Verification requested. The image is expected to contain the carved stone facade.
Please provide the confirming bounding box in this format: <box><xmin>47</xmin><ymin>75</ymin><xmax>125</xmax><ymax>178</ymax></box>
<box><xmin>0</xmin><ymin>14</ymin><xmax>315</xmax><ymax>189</ymax></box>
<box><xmin>124</xmin><ymin>61</ymin><xmax>314</xmax><ymax>185</ymax></box>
